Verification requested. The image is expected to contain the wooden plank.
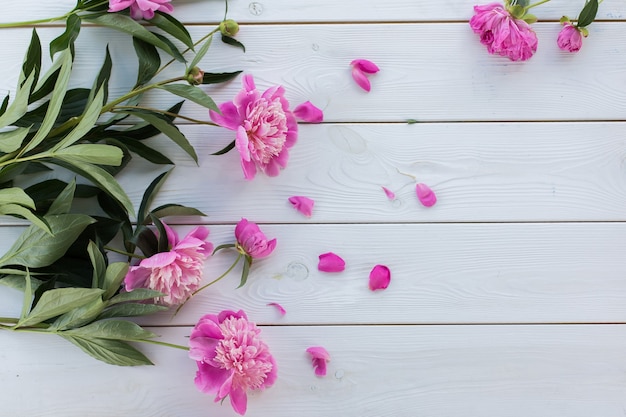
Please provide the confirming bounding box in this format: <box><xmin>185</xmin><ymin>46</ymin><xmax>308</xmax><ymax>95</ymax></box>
<box><xmin>3</xmin><ymin>0</ymin><xmax>626</xmax><ymax>24</ymax></box>
<box><xmin>1</xmin><ymin>324</ymin><xmax>626</xmax><ymax>416</ymax></box>
<box><xmin>2</xmin><ymin>223</ymin><xmax>626</xmax><ymax>324</ymax></box>
<box><xmin>1</xmin><ymin>23</ymin><xmax>626</xmax><ymax>122</ymax></box>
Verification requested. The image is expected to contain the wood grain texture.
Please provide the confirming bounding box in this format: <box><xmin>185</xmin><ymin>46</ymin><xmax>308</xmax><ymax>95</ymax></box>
<box><xmin>2</xmin><ymin>324</ymin><xmax>626</xmax><ymax>417</ymax></box>
<box><xmin>1</xmin><ymin>24</ymin><xmax>626</xmax><ymax>123</ymax></box>
<box><xmin>2</xmin><ymin>223</ymin><xmax>626</xmax><ymax>325</ymax></box>
<box><xmin>3</xmin><ymin>0</ymin><xmax>626</xmax><ymax>23</ymax></box>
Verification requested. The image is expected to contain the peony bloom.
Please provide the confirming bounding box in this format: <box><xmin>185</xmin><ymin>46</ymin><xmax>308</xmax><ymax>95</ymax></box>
<box><xmin>350</xmin><ymin>59</ymin><xmax>380</xmax><ymax>92</ymax></box>
<box><xmin>293</xmin><ymin>101</ymin><xmax>324</xmax><ymax>123</ymax></box>
<box><xmin>288</xmin><ymin>196</ymin><xmax>315</xmax><ymax>217</ymax></box>
<box><xmin>189</xmin><ymin>310</ymin><xmax>277</xmax><ymax>415</ymax></box>
<box><xmin>557</xmin><ymin>22</ymin><xmax>585</xmax><ymax>53</ymax></box>
<box><xmin>318</xmin><ymin>252</ymin><xmax>346</xmax><ymax>273</ymax></box>
<box><xmin>369</xmin><ymin>264</ymin><xmax>391</xmax><ymax>291</ymax></box>
<box><xmin>415</xmin><ymin>183</ymin><xmax>437</xmax><ymax>207</ymax></box>
<box><xmin>469</xmin><ymin>3</ymin><xmax>538</xmax><ymax>61</ymax></box>
<box><xmin>108</xmin><ymin>0</ymin><xmax>173</xmax><ymax>20</ymax></box>
<box><xmin>235</xmin><ymin>218</ymin><xmax>277</xmax><ymax>259</ymax></box>
<box><xmin>210</xmin><ymin>75</ymin><xmax>298</xmax><ymax>180</ymax></box>
<box><xmin>124</xmin><ymin>224</ymin><xmax>213</xmax><ymax>307</ymax></box>
<box><xmin>306</xmin><ymin>346</ymin><xmax>331</xmax><ymax>377</ymax></box>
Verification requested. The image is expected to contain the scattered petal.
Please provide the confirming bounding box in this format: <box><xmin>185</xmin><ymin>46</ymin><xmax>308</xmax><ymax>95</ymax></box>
<box><xmin>318</xmin><ymin>252</ymin><xmax>346</xmax><ymax>273</ymax></box>
<box><xmin>293</xmin><ymin>101</ymin><xmax>324</xmax><ymax>123</ymax></box>
<box><xmin>415</xmin><ymin>183</ymin><xmax>437</xmax><ymax>207</ymax></box>
<box><xmin>350</xmin><ymin>59</ymin><xmax>380</xmax><ymax>74</ymax></box>
<box><xmin>369</xmin><ymin>264</ymin><xmax>391</xmax><ymax>291</ymax></box>
<box><xmin>382</xmin><ymin>186</ymin><xmax>395</xmax><ymax>201</ymax></box>
<box><xmin>306</xmin><ymin>346</ymin><xmax>331</xmax><ymax>377</ymax></box>
<box><xmin>351</xmin><ymin>67</ymin><xmax>371</xmax><ymax>92</ymax></box>
<box><xmin>288</xmin><ymin>196</ymin><xmax>315</xmax><ymax>217</ymax></box>
<box><xmin>267</xmin><ymin>302</ymin><xmax>286</xmax><ymax>316</ymax></box>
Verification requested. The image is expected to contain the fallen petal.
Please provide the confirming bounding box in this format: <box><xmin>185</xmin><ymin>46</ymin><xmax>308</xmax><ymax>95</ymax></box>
<box><xmin>369</xmin><ymin>264</ymin><xmax>391</xmax><ymax>291</ymax></box>
<box><xmin>267</xmin><ymin>302</ymin><xmax>286</xmax><ymax>316</ymax></box>
<box><xmin>318</xmin><ymin>252</ymin><xmax>346</xmax><ymax>272</ymax></box>
<box><xmin>288</xmin><ymin>196</ymin><xmax>315</xmax><ymax>217</ymax></box>
<box><xmin>415</xmin><ymin>183</ymin><xmax>437</xmax><ymax>207</ymax></box>
<box><xmin>306</xmin><ymin>346</ymin><xmax>331</xmax><ymax>377</ymax></box>
<box><xmin>351</xmin><ymin>67</ymin><xmax>371</xmax><ymax>92</ymax></box>
<box><xmin>382</xmin><ymin>186</ymin><xmax>396</xmax><ymax>200</ymax></box>
<box><xmin>293</xmin><ymin>101</ymin><xmax>324</xmax><ymax>123</ymax></box>
<box><xmin>350</xmin><ymin>59</ymin><xmax>380</xmax><ymax>74</ymax></box>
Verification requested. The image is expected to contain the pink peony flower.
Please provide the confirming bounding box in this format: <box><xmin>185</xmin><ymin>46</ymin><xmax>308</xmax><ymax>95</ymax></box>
<box><xmin>210</xmin><ymin>75</ymin><xmax>298</xmax><ymax>180</ymax></box>
<box><xmin>288</xmin><ymin>196</ymin><xmax>315</xmax><ymax>217</ymax></box>
<box><xmin>108</xmin><ymin>0</ymin><xmax>173</xmax><ymax>20</ymax></box>
<box><xmin>469</xmin><ymin>3</ymin><xmax>538</xmax><ymax>61</ymax></box>
<box><xmin>293</xmin><ymin>101</ymin><xmax>324</xmax><ymax>123</ymax></box>
<box><xmin>557</xmin><ymin>22</ymin><xmax>585</xmax><ymax>53</ymax></box>
<box><xmin>306</xmin><ymin>346</ymin><xmax>331</xmax><ymax>377</ymax></box>
<box><xmin>318</xmin><ymin>252</ymin><xmax>346</xmax><ymax>273</ymax></box>
<box><xmin>415</xmin><ymin>183</ymin><xmax>437</xmax><ymax>207</ymax></box>
<box><xmin>235</xmin><ymin>218</ymin><xmax>277</xmax><ymax>259</ymax></box>
<box><xmin>189</xmin><ymin>310</ymin><xmax>277</xmax><ymax>415</ymax></box>
<box><xmin>350</xmin><ymin>59</ymin><xmax>380</xmax><ymax>92</ymax></box>
<box><xmin>124</xmin><ymin>224</ymin><xmax>213</xmax><ymax>307</ymax></box>
<box><xmin>369</xmin><ymin>264</ymin><xmax>391</xmax><ymax>291</ymax></box>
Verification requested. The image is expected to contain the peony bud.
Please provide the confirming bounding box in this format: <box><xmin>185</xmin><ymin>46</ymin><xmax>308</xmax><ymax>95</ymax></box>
<box><xmin>186</xmin><ymin>67</ymin><xmax>204</xmax><ymax>85</ymax></box>
<box><xmin>219</xmin><ymin>19</ymin><xmax>240</xmax><ymax>37</ymax></box>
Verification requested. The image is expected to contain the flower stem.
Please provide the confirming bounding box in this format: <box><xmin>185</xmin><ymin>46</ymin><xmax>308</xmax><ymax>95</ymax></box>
<box><xmin>153</xmin><ymin>28</ymin><xmax>221</xmax><ymax>78</ymax></box>
<box><xmin>0</xmin><ymin>13</ymin><xmax>72</xmax><ymax>28</ymax></box>
<box><xmin>137</xmin><ymin>338</ymin><xmax>189</xmax><ymax>351</ymax></box>
<box><xmin>526</xmin><ymin>0</ymin><xmax>551</xmax><ymax>10</ymax></box>
<box><xmin>104</xmin><ymin>246</ymin><xmax>145</xmax><ymax>259</ymax></box>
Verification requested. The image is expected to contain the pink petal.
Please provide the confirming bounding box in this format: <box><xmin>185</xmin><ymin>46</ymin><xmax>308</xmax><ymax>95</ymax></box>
<box><xmin>351</xmin><ymin>67</ymin><xmax>371</xmax><ymax>92</ymax></box>
<box><xmin>306</xmin><ymin>346</ymin><xmax>330</xmax><ymax>377</ymax></box>
<box><xmin>293</xmin><ymin>101</ymin><xmax>324</xmax><ymax>123</ymax></box>
<box><xmin>318</xmin><ymin>252</ymin><xmax>345</xmax><ymax>273</ymax></box>
<box><xmin>415</xmin><ymin>183</ymin><xmax>437</xmax><ymax>207</ymax></box>
<box><xmin>229</xmin><ymin>386</ymin><xmax>248</xmax><ymax>416</ymax></box>
<box><xmin>382</xmin><ymin>186</ymin><xmax>395</xmax><ymax>200</ymax></box>
<box><xmin>288</xmin><ymin>196</ymin><xmax>315</xmax><ymax>217</ymax></box>
<box><xmin>369</xmin><ymin>264</ymin><xmax>391</xmax><ymax>291</ymax></box>
<box><xmin>267</xmin><ymin>302</ymin><xmax>286</xmax><ymax>316</ymax></box>
<box><xmin>350</xmin><ymin>59</ymin><xmax>380</xmax><ymax>74</ymax></box>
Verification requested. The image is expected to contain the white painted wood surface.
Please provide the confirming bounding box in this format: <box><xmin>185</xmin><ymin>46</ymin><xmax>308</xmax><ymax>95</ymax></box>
<box><xmin>2</xmin><ymin>1</ymin><xmax>626</xmax><ymax>416</ymax></box>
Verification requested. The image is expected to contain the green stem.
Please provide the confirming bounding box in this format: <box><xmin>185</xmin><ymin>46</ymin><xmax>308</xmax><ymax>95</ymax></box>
<box><xmin>153</xmin><ymin>28</ymin><xmax>220</xmax><ymax>78</ymax></box>
<box><xmin>112</xmin><ymin>106</ymin><xmax>218</xmax><ymax>126</ymax></box>
<box><xmin>138</xmin><ymin>338</ymin><xmax>189</xmax><ymax>351</ymax></box>
<box><xmin>104</xmin><ymin>246</ymin><xmax>145</xmax><ymax>259</ymax></box>
<box><xmin>194</xmin><ymin>253</ymin><xmax>242</xmax><ymax>296</ymax></box>
<box><xmin>0</xmin><ymin>152</ymin><xmax>52</xmax><ymax>169</ymax></box>
<box><xmin>526</xmin><ymin>0</ymin><xmax>551</xmax><ymax>10</ymax></box>
<box><xmin>0</xmin><ymin>0</ymin><xmax>108</xmax><ymax>28</ymax></box>
<box><xmin>0</xmin><ymin>317</ymin><xmax>19</xmax><ymax>324</ymax></box>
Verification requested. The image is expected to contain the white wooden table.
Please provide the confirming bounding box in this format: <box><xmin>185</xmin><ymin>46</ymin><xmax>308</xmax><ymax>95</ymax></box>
<box><xmin>2</xmin><ymin>1</ymin><xmax>626</xmax><ymax>416</ymax></box>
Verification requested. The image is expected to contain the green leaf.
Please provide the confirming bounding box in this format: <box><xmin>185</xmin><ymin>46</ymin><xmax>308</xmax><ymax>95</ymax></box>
<box><xmin>30</xmin><ymin>68</ymin><xmax>61</xmax><ymax>104</ymax></box>
<box><xmin>0</xmin><ymin>274</ymin><xmax>44</xmax><ymax>290</ymax></box>
<box><xmin>0</xmin><ymin>204</ymin><xmax>51</xmax><ymax>234</ymax></box>
<box><xmin>150</xmin><ymin>204</ymin><xmax>206</xmax><ymax>220</ymax></box>
<box><xmin>64</xmin><ymin>319</ymin><xmax>156</xmax><ymax>341</ymax></box>
<box><xmin>52</xmin><ymin>87</ymin><xmax>105</xmax><ymax>151</ymax></box>
<box><xmin>21</xmin><ymin>49</ymin><xmax>73</xmax><ymax>154</ymax></box>
<box><xmin>49</xmin><ymin>14</ymin><xmax>81</xmax><ymax>59</ymax></box>
<box><xmin>0</xmin><ymin>214</ymin><xmax>95</xmax><ymax>268</ymax></box>
<box><xmin>0</xmin><ymin>72</ymin><xmax>36</xmax><ymax>130</ymax></box>
<box><xmin>149</xmin><ymin>214</ymin><xmax>169</xmax><ymax>253</ymax></box>
<box><xmin>0</xmin><ymin>126</ymin><xmax>33</xmax><ymax>153</ymax></box>
<box><xmin>129</xmin><ymin>225</ymin><xmax>158</xmax><ymax>257</ymax></box>
<box><xmin>108</xmin><ymin>288</ymin><xmax>164</xmax><ymax>305</ymax></box>
<box><xmin>97</xmin><ymin>303</ymin><xmax>167</xmax><ymax>320</ymax></box>
<box><xmin>0</xmin><ymin>95</ymin><xmax>9</xmax><ymax>117</ymax></box>
<box><xmin>221</xmin><ymin>35</ymin><xmax>246</xmax><ymax>52</ymax></box>
<box><xmin>202</xmin><ymin>71</ymin><xmax>242</xmax><ymax>85</ymax></box>
<box><xmin>132</xmin><ymin>37</ymin><xmax>161</xmax><ymax>88</ymax></box>
<box><xmin>577</xmin><ymin>0</ymin><xmax>598</xmax><ymax>28</ymax></box>
<box><xmin>119</xmin><ymin>109</ymin><xmax>197</xmax><ymax>163</ymax></box>
<box><xmin>106</xmin><ymin>137</ymin><xmax>173</xmax><ymax>165</ymax></box>
<box><xmin>21</xmin><ymin>269</ymin><xmax>33</xmax><ymax>320</ymax></box>
<box><xmin>211</xmin><ymin>139</ymin><xmax>235</xmax><ymax>156</ymax></box>
<box><xmin>18</xmin><ymin>287</ymin><xmax>104</xmax><ymax>327</ymax></box>
<box><xmin>508</xmin><ymin>4</ymin><xmax>525</xmax><ymax>19</ymax></box>
<box><xmin>102</xmin><ymin>262</ymin><xmax>128</xmax><ymax>300</ymax></box>
<box><xmin>88</xmin><ymin>46</ymin><xmax>112</xmax><ymax>105</ymax></box>
<box><xmin>238</xmin><ymin>255</ymin><xmax>252</xmax><ymax>288</ymax></box>
<box><xmin>46</xmin><ymin>179</ymin><xmax>76</xmax><ymax>215</ymax></box>
<box><xmin>151</xmin><ymin>11</ymin><xmax>194</xmax><ymax>50</ymax></box>
<box><xmin>51</xmin><ymin>159</ymin><xmax>135</xmax><ymax>217</ymax></box>
<box><xmin>152</xmin><ymin>32</ymin><xmax>186</xmax><ymax>63</ymax></box>
<box><xmin>158</xmin><ymin>84</ymin><xmax>218</xmax><ymax>111</ymax></box>
<box><xmin>0</xmin><ymin>187</ymin><xmax>36</xmax><ymax>209</ymax></box>
<box><xmin>20</xmin><ymin>29</ymin><xmax>42</xmax><ymax>92</ymax></box>
<box><xmin>523</xmin><ymin>13</ymin><xmax>537</xmax><ymax>24</ymax></box>
<box><xmin>84</xmin><ymin>14</ymin><xmax>180</xmax><ymax>60</ymax></box>
<box><xmin>60</xmin><ymin>335</ymin><xmax>153</xmax><ymax>366</ymax></box>
<box><xmin>87</xmin><ymin>240</ymin><xmax>106</xmax><ymax>289</ymax></box>
<box><xmin>137</xmin><ymin>170</ymin><xmax>171</xmax><ymax>226</ymax></box>
<box><xmin>406</xmin><ymin>119</ymin><xmax>419</xmax><ymax>124</ymax></box>
<box><xmin>188</xmin><ymin>36</ymin><xmax>212</xmax><ymax>73</ymax></box>
<box><xmin>49</xmin><ymin>297</ymin><xmax>105</xmax><ymax>330</ymax></box>
<box><xmin>55</xmin><ymin>144</ymin><xmax>124</xmax><ymax>166</ymax></box>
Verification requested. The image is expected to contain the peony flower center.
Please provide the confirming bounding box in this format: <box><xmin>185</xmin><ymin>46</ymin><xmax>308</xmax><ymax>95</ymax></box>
<box><xmin>244</xmin><ymin>97</ymin><xmax>288</xmax><ymax>164</ymax></box>
<box><xmin>214</xmin><ymin>317</ymin><xmax>273</xmax><ymax>390</ymax></box>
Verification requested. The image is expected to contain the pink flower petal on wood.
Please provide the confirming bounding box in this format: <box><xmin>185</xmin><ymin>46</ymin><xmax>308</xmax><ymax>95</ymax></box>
<box><xmin>267</xmin><ymin>302</ymin><xmax>286</xmax><ymax>316</ymax></box>
<box><xmin>293</xmin><ymin>101</ymin><xmax>324</xmax><ymax>123</ymax></box>
<box><xmin>382</xmin><ymin>186</ymin><xmax>395</xmax><ymax>200</ymax></box>
<box><xmin>288</xmin><ymin>196</ymin><xmax>315</xmax><ymax>217</ymax></box>
<box><xmin>318</xmin><ymin>252</ymin><xmax>346</xmax><ymax>273</ymax></box>
<box><xmin>350</xmin><ymin>59</ymin><xmax>380</xmax><ymax>74</ymax></box>
<box><xmin>351</xmin><ymin>67</ymin><xmax>371</xmax><ymax>92</ymax></box>
<box><xmin>369</xmin><ymin>264</ymin><xmax>391</xmax><ymax>291</ymax></box>
<box><xmin>415</xmin><ymin>183</ymin><xmax>437</xmax><ymax>207</ymax></box>
<box><xmin>306</xmin><ymin>346</ymin><xmax>331</xmax><ymax>377</ymax></box>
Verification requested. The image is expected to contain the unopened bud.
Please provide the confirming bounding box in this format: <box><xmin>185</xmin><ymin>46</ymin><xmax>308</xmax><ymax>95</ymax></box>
<box><xmin>219</xmin><ymin>19</ymin><xmax>240</xmax><ymax>37</ymax></box>
<box><xmin>186</xmin><ymin>66</ymin><xmax>204</xmax><ymax>85</ymax></box>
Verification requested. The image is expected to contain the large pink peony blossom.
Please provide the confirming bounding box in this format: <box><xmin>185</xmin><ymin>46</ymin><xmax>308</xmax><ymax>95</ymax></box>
<box><xmin>123</xmin><ymin>224</ymin><xmax>213</xmax><ymax>307</ymax></box>
<box><xmin>470</xmin><ymin>3</ymin><xmax>538</xmax><ymax>61</ymax></box>
<box><xmin>108</xmin><ymin>0</ymin><xmax>173</xmax><ymax>20</ymax></box>
<box><xmin>235</xmin><ymin>218</ymin><xmax>277</xmax><ymax>259</ymax></box>
<box><xmin>189</xmin><ymin>310</ymin><xmax>277</xmax><ymax>415</ymax></box>
<box><xmin>210</xmin><ymin>75</ymin><xmax>298</xmax><ymax>180</ymax></box>
<box><xmin>557</xmin><ymin>22</ymin><xmax>584</xmax><ymax>53</ymax></box>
